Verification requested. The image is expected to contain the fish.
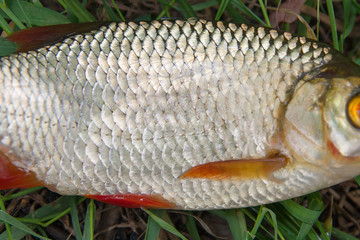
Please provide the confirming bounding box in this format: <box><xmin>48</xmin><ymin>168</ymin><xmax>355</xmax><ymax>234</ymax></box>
<box><xmin>0</xmin><ymin>19</ymin><xmax>360</xmax><ymax>210</ymax></box>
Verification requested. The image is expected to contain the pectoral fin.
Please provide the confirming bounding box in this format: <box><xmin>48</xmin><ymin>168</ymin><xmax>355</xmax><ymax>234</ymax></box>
<box><xmin>86</xmin><ymin>194</ymin><xmax>176</xmax><ymax>209</ymax></box>
<box><xmin>180</xmin><ymin>155</ymin><xmax>288</xmax><ymax>180</ymax></box>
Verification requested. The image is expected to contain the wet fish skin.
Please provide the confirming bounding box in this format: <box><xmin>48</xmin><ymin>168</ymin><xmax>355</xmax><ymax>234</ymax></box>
<box><xmin>0</xmin><ymin>19</ymin><xmax>359</xmax><ymax>210</ymax></box>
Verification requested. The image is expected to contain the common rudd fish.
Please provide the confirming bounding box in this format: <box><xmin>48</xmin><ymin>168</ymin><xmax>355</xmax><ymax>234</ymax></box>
<box><xmin>0</xmin><ymin>19</ymin><xmax>360</xmax><ymax>210</ymax></box>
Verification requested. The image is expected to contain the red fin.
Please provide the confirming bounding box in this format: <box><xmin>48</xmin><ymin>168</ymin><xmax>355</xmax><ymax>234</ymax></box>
<box><xmin>86</xmin><ymin>194</ymin><xmax>176</xmax><ymax>209</ymax></box>
<box><xmin>7</xmin><ymin>22</ymin><xmax>105</xmax><ymax>53</ymax></box>
<box><xmin>0</xmin><ymin>146</ymin><xmax>43</xmax><ymax>189</ymax></box>
<box><xmin>180</xmin><ymin>155</ymin><xmax>288</xmax><ymax>180</ymax></box>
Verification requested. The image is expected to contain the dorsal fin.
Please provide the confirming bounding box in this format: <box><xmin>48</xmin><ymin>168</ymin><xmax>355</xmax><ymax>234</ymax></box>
<box><xmin>7</xmin><ymin>22</ymin><xmax>106</xmax><ymax>53</ymax></box>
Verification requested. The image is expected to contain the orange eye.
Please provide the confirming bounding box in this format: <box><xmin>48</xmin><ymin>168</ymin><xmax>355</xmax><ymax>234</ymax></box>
<box><xmin>347</xmin><ymin>94</ymin><xmax>360</xmax><ymax>129</ymax></box>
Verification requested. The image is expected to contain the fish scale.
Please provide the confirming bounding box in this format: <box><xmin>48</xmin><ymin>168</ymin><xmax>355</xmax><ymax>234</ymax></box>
<box><xmin>0</xmin><ymin>19</ymin><xmax>336</xmax><ymax>209</ymax></box>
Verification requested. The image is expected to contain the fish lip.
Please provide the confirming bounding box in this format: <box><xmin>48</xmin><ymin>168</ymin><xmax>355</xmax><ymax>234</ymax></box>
<box><xmin>327</xmin><ymin>139</ymin><xmax>341</xmax><ymax>157</ymax></box>
<box><xmin>327</xmin><ymin>139</ymin><xmax>358</xmax><ymax>161</ymax></box>
<box><xmin>324</xmin><ymin>139</ymin><xmax>360</xmax><ymax>180</ymax></box>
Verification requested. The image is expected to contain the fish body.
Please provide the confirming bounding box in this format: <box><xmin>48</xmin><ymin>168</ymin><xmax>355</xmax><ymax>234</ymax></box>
<box><xmin>1</xmin><ymin>19</ymin><xmax>360</xmax><ymax>210</ymax></box>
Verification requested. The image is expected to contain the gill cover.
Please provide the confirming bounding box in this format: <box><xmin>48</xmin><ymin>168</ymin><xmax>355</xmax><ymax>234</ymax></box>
<box><xmin>284</xmin><ymin>78</ymin><xmax>328</xmax><ymax>163</ymax></box>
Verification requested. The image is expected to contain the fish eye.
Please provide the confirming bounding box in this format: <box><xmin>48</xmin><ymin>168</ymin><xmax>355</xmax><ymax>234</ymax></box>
<box><xmin>347</xmin><ymin>93</ymin><xmax>360</xmax><ymax>129</ymax></box>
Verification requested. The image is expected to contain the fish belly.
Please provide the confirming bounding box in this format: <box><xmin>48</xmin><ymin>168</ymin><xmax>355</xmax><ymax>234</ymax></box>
<box><xmin>0</xmin><ymin>20</ymin><xmax>332</xmax><ymax>209</ymax></box>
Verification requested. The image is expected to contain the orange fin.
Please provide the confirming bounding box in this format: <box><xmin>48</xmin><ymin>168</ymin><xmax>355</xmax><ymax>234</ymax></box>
<box><xmin>7</xmin><ymin>22</ymin><xmax>105</xmax><ymax>53</ymax></box>
<box><xmin>0</xmin><ymin>146</ymin><xmax>43</xmax><ymax>189</ymax></box>
<box><xmin>86</xmin><ymin>194</ymin><xmax>176</xmax><ymax>209</ymax></box>
<box><xmin>180</xmin><ymin>155</ymin><xmax>288</xmax><ymax>180</ymax></box>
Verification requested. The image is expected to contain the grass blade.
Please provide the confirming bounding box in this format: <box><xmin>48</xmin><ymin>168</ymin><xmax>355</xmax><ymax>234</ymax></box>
<box><xmin>250</xmin><ymin>206</ymin><xmax>279</xmax><ymax>240</ymax></box>
<box><xmin>215</xmin><ymin>0</ymin><xmax>230</xmax><ymax>20</ymax></box>
<box><xmin>0</xmin><ymin>211</ymin><xmax>50</xmax><ymax>240</ymax></box>
<box><xmin>156</xmin><ymin>0</ymin><xmax>176</xmax><ymax>20</ymax></box>
<box><xmin>3</xmin><ymin>187</ymin><xmax>43</xmax><ymax>201</ymax></box>
<box><xmin>353</xmin><ymin>0</ymin><xmax>360</xmax><ymax>11</ymax></box>
<box><xmin>143</xmin><ymin>209</ymin><xmax>187</xmax><ymax>240</ymax></box>
<box><xmin>316</xmin><ymin>221</ymin><xmax>331</xmax><ymax>240</ymax></box>
<box><xmin>355</xmin><ymin>175</ymin><xmax>360</xmax><ymax>186</ymax></box>
<box><xmin>230</xmin><ymin>0</ymin><xmax>266</xmax><ymax>25</ymax></box>
<box><xmin>144</xmin><ymin>209</ymin><xmax>164</xmax><ymax>240</ymax></box>
<box><xmin>339</xmin><ymin>0</ymin><xmax>356</xmax><ymax>52</ymax></box>
<box><xmin>332</xmin><ymin>227</ymin><xmax>360</xmax><ymax>240</ymax></box>
<box><xmin>31</xmin><ymin>0</ymin><xmax>43</xmax><ymax>7</ymax></box>
<box><xmin>209</xmin><ymin>210</ymin><xmax>226</xmax><ymax>219</ymax></box>
<box><xmin>176</xmin><ymin>0</ymin><xmax>197</xmax><ymax>18</ymax></box>
<box><xmin>185</xmin><ymin>214</ymin><xmax>201</xmax><ymax>240</ymax></box>
<box><xmin>0</xmin><ymin>195</ymin><xmax>12</xmax><ymax>240</ymax></box>
<box><xmin>326</xmin><ymin>0</ymin><xmax>339</xmax><ymax>50</ymax></box>
<box><xmin>70</xmin><ymin>198</ymin><xmax>83</xmax><ymax>240</ymax></box>
<box><xmin>58</xmin><ymin>0</ymin><xmax>96</xmax><ymax>22</ymax></box>
<box><xmin>12</xmin><ymin>0</ymin><xmax>31</xmax><ymax>27</ymax></box>
<box><xmin>6</xmin><ymin>1</ymin><xmax>69</xmax><ymax>25</ymax></box>
<box><xmin>0</xmin><ymin>196</ymin><xmax>85</xmax><ymax>240</ymax></box>
<box><xmin>224</xmin><ymin>209</ymin><xmax>248</xmax><ymax>240</ymax></box>
<box><xmin>223</xmin><ymin>2</ymin><xmax>249</xmax><ymax>23</ymax></box>
<box><xmin>0</xmin><ymin>13</ymin><xmax>12</xmax><ymax>34</ymax></box>
<box><xmin>280</xmin><ymin>199</ymin><xmax>322</xmax><ymax>224</ymax></box>
<box><xmin>0</xmin><ymin>37</ymin><xmax>17</xmax><ymax>56</ymax></box>
<box><xmin>110</xmin><ymin>0</ymin><xmax>125</xmax><ymax>21</ymax></box>
<box><xmin>296</xmin><ymin>194</ymin><xmax>324</xmax><ymax>240</ymax></box>
<box><xmin>101</xmin><ymin>0</ymin><xmax>119</xmax><ymax>21</ymax></box>
<box><xmin>36</xmin><ymin>227</ymin><xmax>48</xmax><ymax>239</ymax></box>
<box><xmin>258</xmin><ymin>0</ymin><xmax>271</xmax><ymax>27</ymax></box>
<box><xmin>83</xmin><ymin>199</ymin><xmax>96</xmax><ymax>240</ymax></box>
<box><xmin>316</xmin><ymin>0</ymin><xmax>320</xmax><ymax>40</ymax></box>
<box><xmin>0</xmin><ymin>3</ymin><xmax>25</xmax><ymax>29</ymax></box>
<box><xmin>192</xmin><ymin>0</ymin><xmax>218</xmax><ymax>11</ymax></box>
<box><xmin>158</xmin><ymin>0</ymin><xmax>181</xmax><ymax>12</ymax></box>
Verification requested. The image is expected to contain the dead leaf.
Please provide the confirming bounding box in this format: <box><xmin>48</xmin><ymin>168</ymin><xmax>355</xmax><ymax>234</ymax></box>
<box><xmin>270</xmin><ymin>0</ymin><xmax>307</xmax><ymax>26</ymax></box>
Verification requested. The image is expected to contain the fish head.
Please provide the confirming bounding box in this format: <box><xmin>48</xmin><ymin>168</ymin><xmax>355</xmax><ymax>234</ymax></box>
<box><xmin>284</xmin><ymin>62</ymin><xmax>360</xmax><ymax>179</ymax></box>
<box><xmin>324</xmin><ymin>75</ymin><xmax>360</xmax><ymax>158</ymax></box>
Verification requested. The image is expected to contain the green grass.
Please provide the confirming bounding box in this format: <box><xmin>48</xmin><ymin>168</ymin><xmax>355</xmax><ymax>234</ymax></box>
<box><xmin>0</xmin><ymin>0</ymin><xmax>359</xmax><ymax>239</ymax></box>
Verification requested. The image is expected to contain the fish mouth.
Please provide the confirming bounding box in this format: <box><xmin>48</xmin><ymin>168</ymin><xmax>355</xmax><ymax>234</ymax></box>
<box><xmin>327</xmin><ymin>139</ymin><xmax>359</xmax><ymax>162</ymax></box>
<box><xmin>327</xmin><ymin>139</ymin><xmax>342</xmax><ymax>157</ymax></box>
<box><xmin>324</xmin><ymin>138</ymin><xmax>360</xmax><ymax>180</ymax></box>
